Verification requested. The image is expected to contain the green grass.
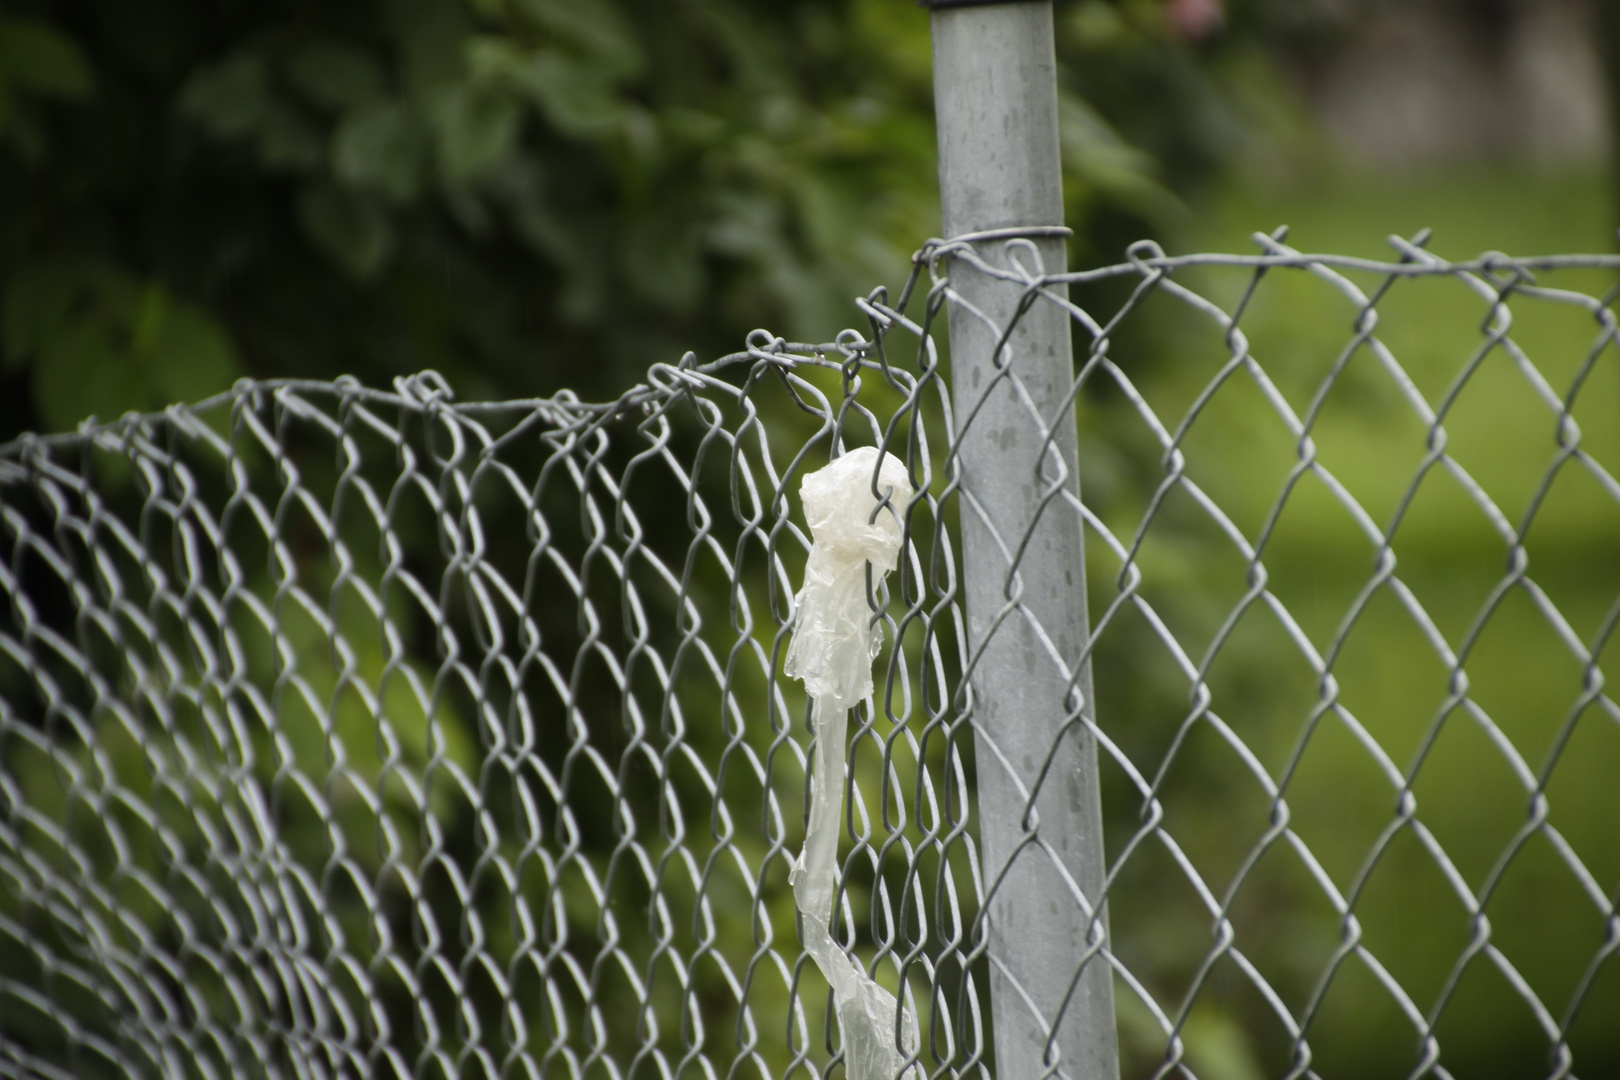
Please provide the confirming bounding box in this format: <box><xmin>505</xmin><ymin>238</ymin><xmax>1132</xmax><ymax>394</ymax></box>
<box><xmin>1084</xmin><ymin>164</ymin><xmax>1620</xmax><ymax>1078</ymax></box>
<box><xmin>1186</xmin><ymin>164</ymin><xmax>1616</xmax><ymax>262</ymax></box>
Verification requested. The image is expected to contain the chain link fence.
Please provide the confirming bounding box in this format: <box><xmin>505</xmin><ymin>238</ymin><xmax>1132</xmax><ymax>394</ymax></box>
<box><xmin>1</xmin><ymin>235</ymin><xmax>1618</xmax><ymax>1080</ymax></box>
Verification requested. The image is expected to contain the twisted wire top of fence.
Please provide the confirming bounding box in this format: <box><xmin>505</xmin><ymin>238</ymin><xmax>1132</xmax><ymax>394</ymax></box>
<box><xmin>1</xmin><ymin>240</ymin><xmax>1617</xmax><ymax>1080</ymax></box>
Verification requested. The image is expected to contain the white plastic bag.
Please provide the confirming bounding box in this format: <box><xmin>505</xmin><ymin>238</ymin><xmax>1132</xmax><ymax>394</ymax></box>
<box><xmin>785</xmin><ymin>447</ymin><xmax>919</xmax><ymax>1080</ymax></box>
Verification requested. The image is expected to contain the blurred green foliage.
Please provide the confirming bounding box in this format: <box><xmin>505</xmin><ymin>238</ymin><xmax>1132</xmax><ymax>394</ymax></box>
<box><xmin>0</xmin><ymin>0</ymin><xmax>1320</xmax><ymax>439</ymax></box>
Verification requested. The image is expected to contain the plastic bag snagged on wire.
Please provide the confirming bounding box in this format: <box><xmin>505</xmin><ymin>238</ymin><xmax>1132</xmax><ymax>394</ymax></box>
<box><xmin>785</xmin><ymin>447</ymin><xmax>912</xmax><ymax>710</ymax></box>
<box><xmin>785</xmin><ymin>447</ymin><xmax>919</xmax><ymax>1080</ymax></box>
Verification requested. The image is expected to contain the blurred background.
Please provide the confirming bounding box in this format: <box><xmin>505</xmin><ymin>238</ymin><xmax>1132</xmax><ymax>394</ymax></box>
<box><xmin>0</xmin><ymin>0</ymin><xmax>1614</xmax><ymax>440</ymax></box>
<box><xmin>0</xmin><ymin>1</ymin><xmax>1616</xmax><ymax>1078</ymax></box>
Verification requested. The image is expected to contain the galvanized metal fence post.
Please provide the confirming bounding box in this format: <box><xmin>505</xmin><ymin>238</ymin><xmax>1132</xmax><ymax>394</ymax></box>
<box><xmin>928</xmin><ymin>3</ymin><xmax>1120</xmax><ymax>1078</ymax></box>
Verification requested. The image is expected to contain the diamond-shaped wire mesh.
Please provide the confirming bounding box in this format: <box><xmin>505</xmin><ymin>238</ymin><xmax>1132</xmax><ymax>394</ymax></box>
<box><xmin>941</xmin><ymin>235</ymin><xmax>1620</xmax><ymax>1080</ymax></box>
<box><xmin>0</xmin><ymin>238</ymin><xmax>1617</xmax><ymax>1080</ymax></box>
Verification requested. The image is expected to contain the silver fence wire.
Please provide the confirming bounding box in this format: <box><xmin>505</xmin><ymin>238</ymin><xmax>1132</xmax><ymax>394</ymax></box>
<box><xmin>0</xmin><ymin>235</ymin><xmax>1617</xmax><ymax>1080</ymax></box>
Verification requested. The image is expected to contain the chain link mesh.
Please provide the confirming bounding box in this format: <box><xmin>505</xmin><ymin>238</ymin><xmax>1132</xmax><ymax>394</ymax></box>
<box><xmin>1</xmin><ymin>237</ymin><xmax>1617</xmax><ymax>1080</ymax></box>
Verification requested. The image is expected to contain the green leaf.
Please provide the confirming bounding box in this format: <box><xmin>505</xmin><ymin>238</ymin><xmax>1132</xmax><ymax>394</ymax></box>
<box><xmin>467</xmin><ymin>37</ymin><xmax>625</xmax><ymax>138</ymax></box>
<box><xmin>384</xmin><ymin>0</ymin><xmax>472</xmax><ymax>94</ymax></box>
<box><xmin>7</xmin><ymin>262</ymin><xmax>240</xmax><ymax>431</ymax></box>
<box><xmin>4</xmin><ymin>259</ymin><xmax>137</xmax><ymax>370</ymax></box>
<box><xmin>429</xmin><ymin>82</ymin><xmax>520</xmax><ymax>182</ymax></box>
<box><xmin>34</xmin><ymin>321</ymin><xmax>142</xmax><ymax>433</ymax></box>
<box><xmin>179</xmin><ymin>53</ymin><xmax>273</xmax><ymax>138</ymax></box>
<box><xmin>3</xmin><ymin>261</ymin><xmax>79</xmax><ymax>367</ymax></box>
<box><xmin>0</xmin><ymin>17</ymin><xmax>93</xmax><ymax>100</ymax></box>
<box><xmin>331</xmin><ymin>99</ymin><xmax>427</xmax><ymax>202</ymax></box>
<box><xmin>285</xmin><ymin>40</ymin><xmax>387</xmax><ymax>112</ymax></box>
<box><xmin>661</xmin><ymin>107</ymin><xmax>728</xmax><ymax>148</ymax></box>
<box><xmin>511</xmin><ymin>48</ymin><xmax>624</xmax><ymax>139</ymax></box>
<box><xmin>255</xmin><ymin>104</ymin><xmax>323</xmax><ymax>170</ymax></box>
<box><xmin>128</xmin><ymin>279</ymin><xmax>171</xmax><ymax>358</ymax></box>
<box><xmin>299</xmin><ymin>182</ymin><xmax>395</xmax><ymax>279</ymax></box>
<box><xmin>179</xmin><ymin>51</ymin><xmax>320</xmax><ymax>171</ymax></box>
<box><xmin>137</xmin><ymin>293</ymin><xmax>240</xmax><ymax>405</ymax></box>
<box><xmin>463</xmin><ymin>35</ymin><xmax>525</xmax><ymax>89</ymax></box>
<box><xmin>504</xmin><ymin>0</ymin><xmax>641</xmax><ymax>78</ymax></box>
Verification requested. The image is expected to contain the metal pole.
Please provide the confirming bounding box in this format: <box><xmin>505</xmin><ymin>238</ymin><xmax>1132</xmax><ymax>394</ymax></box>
<box><xmin>928</xmin><ymin>3</ymin><xmax>1119</xmax><ymax>1078</ymax></box>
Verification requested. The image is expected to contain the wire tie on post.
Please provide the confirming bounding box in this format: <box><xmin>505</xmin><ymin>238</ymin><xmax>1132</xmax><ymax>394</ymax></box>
<box><xmin>916</xmin><ymin>225</ymin><xmax>1073</xmax><ymax>268</ymax></box>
